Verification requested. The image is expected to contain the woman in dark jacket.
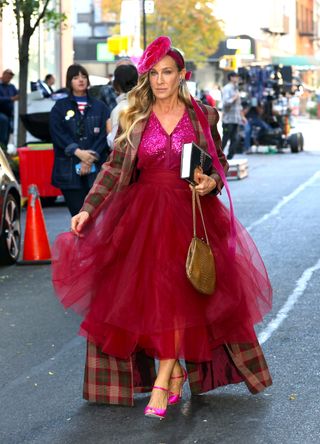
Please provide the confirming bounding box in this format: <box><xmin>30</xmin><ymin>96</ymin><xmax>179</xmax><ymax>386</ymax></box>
<box><xmin>50</xmin><ymin>64</ymin><xmax>109</xmax><ymax>216</ymax></box>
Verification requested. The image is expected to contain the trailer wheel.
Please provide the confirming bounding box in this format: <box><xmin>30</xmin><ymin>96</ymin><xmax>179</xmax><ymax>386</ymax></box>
<box><xmin>297</xmin><ymin>132</ymin><xmax>304</xmax><ymax>151</ymax></box>
<box><xmin>288</xmin><ymin>133</ymin><xmax>303</xmax><ymax>153</ymax></box>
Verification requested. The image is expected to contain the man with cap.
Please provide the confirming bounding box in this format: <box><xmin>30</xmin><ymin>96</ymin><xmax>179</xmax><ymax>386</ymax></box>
<box><xmin>0</xmin><ymin>69</ymin><xmax>19</xmax><ymax>148</ymax></box>
<box><xmin>221</xmin><ymin>71</ymin><xmax>246</xmax><ymax>160</ymax></box>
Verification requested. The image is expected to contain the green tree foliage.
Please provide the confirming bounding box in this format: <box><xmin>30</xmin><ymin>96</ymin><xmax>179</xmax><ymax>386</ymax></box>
<box><xmin>147</xmin><ymin>0</ymin><xmax>224</xmax><ymax>63</ymax></box>
<box><xmin>100</xmin><ymin>0</ymin><xmax>122</xmax><ymax>18</ymax></box>
<box><xmin>100</xmin><ymin>0</ymin><xmax>224</xmax><ymax>63</ymax></box>
<box><xmin>0</xmin><ymin>1</ymin><xmax>66</xmax><ymax>145</ymax></box>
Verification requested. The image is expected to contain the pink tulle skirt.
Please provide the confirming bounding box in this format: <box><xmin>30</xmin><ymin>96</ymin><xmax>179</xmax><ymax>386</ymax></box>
<box><xmin>52</xmin><ymin>169</ymin><xmax>272</xmax><ymax>362</ymax></box>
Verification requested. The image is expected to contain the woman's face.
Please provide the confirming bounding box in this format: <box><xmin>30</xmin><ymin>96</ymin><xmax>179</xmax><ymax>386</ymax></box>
<box><xmin>149</xmin><ymin>55</ymin><xmax>185</xmax><ymax>101</ymax></box>
<box><xmin>71</xmin><ymin>72</ymin><xmax>88</xmax><ymax>95</ymax></box>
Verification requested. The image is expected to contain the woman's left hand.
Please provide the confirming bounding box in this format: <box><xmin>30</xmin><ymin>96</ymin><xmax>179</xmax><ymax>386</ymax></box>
<box><xmin>192</xmin><ymin>172</ymin><xmax>217</xmax><ymax>196</ymax></box>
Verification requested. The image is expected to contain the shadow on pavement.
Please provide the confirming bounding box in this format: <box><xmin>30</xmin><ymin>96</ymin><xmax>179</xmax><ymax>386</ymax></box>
<box><xmin>52</xmin><ymin>391</ymin><xmax>271</xmax><ymax>444</ymax></box>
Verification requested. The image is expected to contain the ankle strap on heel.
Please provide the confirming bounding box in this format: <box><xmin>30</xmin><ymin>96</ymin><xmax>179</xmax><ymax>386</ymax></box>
<box><xmin>170</xmin><ymin>367</ymin><xmax>188</xmax><ymax>380</ymax></box>
<box><xmin>153</xmin><ymin>386</ymin><xmax>169</xmax><ymax>392</ymax></box>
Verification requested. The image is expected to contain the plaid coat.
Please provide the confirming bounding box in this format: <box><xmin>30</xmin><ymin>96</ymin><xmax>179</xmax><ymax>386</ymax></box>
<box><xmin>81</xmin><ymin>104</ymin><xmax>272</xmax><ymax>405</ymax></box>
<box><xmin>83</xmin><ymin>340</ymin><xmax>272</xmax><ymax>406</ymax></box>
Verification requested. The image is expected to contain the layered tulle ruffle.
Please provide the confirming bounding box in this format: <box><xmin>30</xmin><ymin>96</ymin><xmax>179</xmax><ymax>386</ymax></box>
<box><xmin>52</xmin><ymin>169</ymin><xmax>272</xmax><ymax>361</ymax></box>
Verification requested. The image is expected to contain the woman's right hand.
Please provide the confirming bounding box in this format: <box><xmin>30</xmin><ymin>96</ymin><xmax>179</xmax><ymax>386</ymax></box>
<box><xmin>70</xmin><ymin>211</ymin><xmax>90</xmax><ymax>237</ymax></box>
<box><xmin>79</xmin><ymin>161</ymin><xmax>92</xmax><ymax>176</ymax></box>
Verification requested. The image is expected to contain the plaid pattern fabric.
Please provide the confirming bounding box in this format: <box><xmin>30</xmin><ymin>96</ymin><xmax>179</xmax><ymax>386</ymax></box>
<box><xmin>81</xmin><ymin>104</ymin><xmax>228</xmax><ymax>216</ymax></box>
<box><xmin>83</xmin><ymin>340</ymin><xmax>272</xmax><ymax>406</ymax></box>
<box><xmin>187</xmin><ymin>342</ymin><xmax>272</xmax><ymax>396</ymax></box>
<box><xmin>81</xmin><ymin>145</ymin><xmax>126</xmax><ymax>215</ymax></box>
<box><xmin>186</xmin><ymin>344</ymin><xmax>244</xmax><ymax>395</ymax></box>
<box><xmin>83</xmin><ymin>340</ymin><xmax>133</xmax><ymax>406</ymax></box>
<box><xmin>225</xmin><ymin>342</ymin><xmax>273</xmax><ymax>394</ymax></box>
<box><xmin>83</xmin><ymin>341</ymin><xmax>156</xmax><ymax>406</ymax></box>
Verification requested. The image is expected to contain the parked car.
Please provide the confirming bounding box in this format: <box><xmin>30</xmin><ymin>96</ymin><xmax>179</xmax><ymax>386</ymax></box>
<box><xmin>0</xmin><ymin>148</ymin><xmax>21</xmax><ymax>264</ymax></box>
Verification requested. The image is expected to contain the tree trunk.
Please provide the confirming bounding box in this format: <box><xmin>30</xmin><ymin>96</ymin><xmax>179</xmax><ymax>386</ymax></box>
<box><xmin>17</xmin><ymin>36</ymin><xmax>30</xmax><ymax>147</ymax></box>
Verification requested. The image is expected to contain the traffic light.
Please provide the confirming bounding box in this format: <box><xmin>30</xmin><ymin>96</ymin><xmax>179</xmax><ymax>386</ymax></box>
<box><xmin>107</xmin><ymin>35</ymin><xmax>129</xmax><ymax>55</ymax></box>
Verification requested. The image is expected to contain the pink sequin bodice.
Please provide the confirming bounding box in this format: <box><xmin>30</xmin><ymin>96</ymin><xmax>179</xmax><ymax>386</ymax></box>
<box><xmin>137</xmin><ymin>109</ymin><xmax>197</xmax><ymax>171</ymax></box>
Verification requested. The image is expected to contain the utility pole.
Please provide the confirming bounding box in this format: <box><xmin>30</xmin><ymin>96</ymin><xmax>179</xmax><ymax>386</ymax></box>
<box><xmin>142</xmin><ymin>0</ymin><xmax>147</xmax><ymax>49</ymax></box>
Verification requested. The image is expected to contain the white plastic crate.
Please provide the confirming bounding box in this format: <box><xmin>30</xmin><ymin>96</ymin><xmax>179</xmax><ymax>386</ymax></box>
<box><xmin>227</xmin><ymin>158</ymin><xmax>249</xmax><ymax>180</ymax></box>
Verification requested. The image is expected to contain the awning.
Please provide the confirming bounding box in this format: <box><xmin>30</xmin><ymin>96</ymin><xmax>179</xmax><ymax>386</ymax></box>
<box><xmin>272</xmin><ymin>55</ymin><xmax>320</xmax><ymax>67</ymax></box>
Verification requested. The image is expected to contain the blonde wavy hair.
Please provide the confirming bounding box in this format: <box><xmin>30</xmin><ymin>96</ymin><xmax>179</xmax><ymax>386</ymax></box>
<box><xmin>116</xmin><ymin>61</ymin><xmax>192</xmax><ymax>147</ymax></box>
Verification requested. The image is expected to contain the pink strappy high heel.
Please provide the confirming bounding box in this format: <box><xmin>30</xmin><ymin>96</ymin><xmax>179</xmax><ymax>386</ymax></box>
<box><xmin>144</xmin><ymin>386</ymin><xmax>169</xmax><ymax>419</ymax></box>
<box><xmin>168</xmin><ymin>366</ymin><xmax>188</xmax><ymax>405</ymax></box>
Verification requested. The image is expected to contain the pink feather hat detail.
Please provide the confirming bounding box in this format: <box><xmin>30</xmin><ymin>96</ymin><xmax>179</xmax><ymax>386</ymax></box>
<box><xmin>137</xmin><ymin>36</ymin><xmax>171</xmax><ymax>74</ymax></box>
<box><xmin>137</xmin><ymin>36</ymin><xmax>191</xmax><ymax>79</ymax></box>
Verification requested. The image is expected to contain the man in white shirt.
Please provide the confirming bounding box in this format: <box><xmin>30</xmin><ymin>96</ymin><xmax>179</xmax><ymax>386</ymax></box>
<box><xmin>38</xmin><ymin>74</ymin><xmax>55</xmax><ymax>97</ymax></box>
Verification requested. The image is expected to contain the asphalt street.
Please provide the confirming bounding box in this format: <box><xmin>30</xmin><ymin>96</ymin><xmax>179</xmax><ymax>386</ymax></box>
<box><xmin>0</xmin><ymin>118</ymin><xmax>319</xmax><ymax>444</ymax></box>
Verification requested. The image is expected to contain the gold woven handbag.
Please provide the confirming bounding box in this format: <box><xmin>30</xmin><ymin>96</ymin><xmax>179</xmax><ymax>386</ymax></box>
<box><xmin>186</xmin><ymin>186</ymin><xmax>216</xmax><ymax>295</ymax></box>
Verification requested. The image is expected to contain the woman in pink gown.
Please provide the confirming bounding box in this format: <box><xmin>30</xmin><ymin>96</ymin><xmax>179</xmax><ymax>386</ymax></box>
<box><xmin>52</xmin><ymin>37</ymin><xmax>272</xmax><ymax>419</ymax></box>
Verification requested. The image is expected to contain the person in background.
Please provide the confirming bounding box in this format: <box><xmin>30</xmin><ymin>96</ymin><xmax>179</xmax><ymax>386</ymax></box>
<box><xmin>106</xmin><ymin>64</ymin><xmax>138</xmax><ymax>149</ymax></box>
<box><xmin>0</xmin><ymin>69</ymin><xmax>19</xmax><ymax>149</ymax></box>
<box><xmin>49</xmin><ymin>64</ymin><xmax>109</xmax><ymax>216</ymax></box>
<box><xmin>243</xmin><ymin>98</ymin><xmax>272</xmax><ymax>153</ymax></box>
<box><xmin>100</xmin><ymin>60</ymin><xmax>135</xmax><ymax>118</ymax></box>
<box><xmin>99</xmin><ymin>74</ymin><xmax>117</xmax><ymax>118</ymax></box>
<box><xmin>199</xmin><ymin>89</ymin><xmax>210</xmax><ymax>106</ymax></box>
<box><xmin>221</xmin><ymin>71</ymin><xmax>246</xmax><ymax>160</ymax></box>
<box><xmin>38</xmin><ymin>74</ymin><xmax>55</xmax><ymax>97</ymax></box>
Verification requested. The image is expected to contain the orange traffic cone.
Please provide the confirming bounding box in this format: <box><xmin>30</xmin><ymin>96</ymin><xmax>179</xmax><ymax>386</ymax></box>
<box><xmin>18</xmin><ymin>184</ymin><xmax>51</xmax><ymax>265</ymax></box>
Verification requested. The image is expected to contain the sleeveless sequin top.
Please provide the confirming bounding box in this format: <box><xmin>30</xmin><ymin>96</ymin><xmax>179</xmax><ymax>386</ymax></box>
<box><xmin>137</xmin><ymin>109</ymin><xmax>197</xmax><ymax>171</ymax></box>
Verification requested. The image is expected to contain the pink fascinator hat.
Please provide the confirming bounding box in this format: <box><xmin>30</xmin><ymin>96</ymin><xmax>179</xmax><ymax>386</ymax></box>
<box><xmin>137</xmin><ymin>36</ymin><xmax>192</xmax><ymax>80</ymax></box>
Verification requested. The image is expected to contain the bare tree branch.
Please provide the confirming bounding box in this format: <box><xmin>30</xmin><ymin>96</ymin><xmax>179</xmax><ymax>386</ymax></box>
<box><xmin>31</xmin><ymin>0</ymin><xmax>51</xmax><ymax>34</ymax></box>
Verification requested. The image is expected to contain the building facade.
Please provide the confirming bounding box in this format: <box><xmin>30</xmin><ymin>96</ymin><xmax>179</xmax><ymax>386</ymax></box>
<box><xmin>197</xmin><ymin>0</ymin><xmax>320</xmax><ymax>91</ymax></box>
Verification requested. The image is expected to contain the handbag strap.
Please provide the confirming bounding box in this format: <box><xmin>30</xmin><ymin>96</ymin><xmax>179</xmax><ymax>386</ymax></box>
<box><xmin>190</xmin><ymin>96</ymin><xmax>236</xmax><ymax>255</ymax></box>
<box><xmin>192</xmin><ymin>186</ymin><xmax>210</xmax><ymax>245</ymax></box>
